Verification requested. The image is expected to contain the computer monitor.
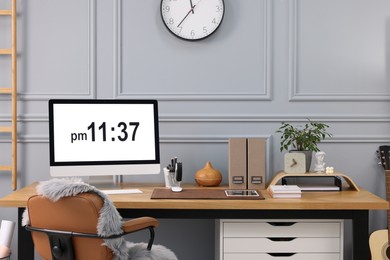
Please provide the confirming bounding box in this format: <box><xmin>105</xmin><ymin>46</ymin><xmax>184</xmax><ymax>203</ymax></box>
<box><xmin>48</xmin><ymin>99</ymin><xmax>161</xmax><ymax>180</ymax></box>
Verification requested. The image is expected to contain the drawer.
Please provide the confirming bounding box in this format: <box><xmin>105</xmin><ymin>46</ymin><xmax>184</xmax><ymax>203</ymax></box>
<box><xmin>223</xmin><ymin>222</ymin><xmax>341</xmax><ymax>238</ymax></box>
<box><xmin>224</xmin><ymin>237</ymin><xmax>341</xmax><ymax>253</ymax></box>
<box><xmin>224</xmin><ymin>253</ymin><xmax>341</xmax><ymax>260</ymax></box>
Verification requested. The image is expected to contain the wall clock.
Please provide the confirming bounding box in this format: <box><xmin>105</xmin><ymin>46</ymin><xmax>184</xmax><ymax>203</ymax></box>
<box><xmin>160</xmin><ymin>0</ymin><xmax>225</xmax><ymax>41</ymax></box>
<box><xmin>284</xmin><ymin>153</ymin><xmax>306</xmax><ymax>174</ymax></box>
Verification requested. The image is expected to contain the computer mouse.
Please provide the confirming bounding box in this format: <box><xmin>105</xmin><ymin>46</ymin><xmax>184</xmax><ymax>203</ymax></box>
<box><xmin>171</xmin><ymin>186</ymin><xmax>182</xmax><ymax>192</ymax></box>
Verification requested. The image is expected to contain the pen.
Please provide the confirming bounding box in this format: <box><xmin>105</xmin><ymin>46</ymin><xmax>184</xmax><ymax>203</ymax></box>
<box><xmin>170</xmin><ymin>158</ymin><xmax>175</xmax><ymax>172</ymax></box>
<box><xmin>173</xmin><ymin>157</ymin><xmax>177</xmax><ymax>172</ymax></box>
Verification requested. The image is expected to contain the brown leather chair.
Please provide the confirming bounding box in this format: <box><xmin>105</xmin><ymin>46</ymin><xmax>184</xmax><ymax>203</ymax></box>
<box><xmin>25</xmin><ymin>192</ymin><xmax>159</xmax><ymax>260</ymax></box>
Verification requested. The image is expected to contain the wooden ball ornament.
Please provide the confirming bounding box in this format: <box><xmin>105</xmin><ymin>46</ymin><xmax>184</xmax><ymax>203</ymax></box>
<box><xmin>195</xmin><ymin>161</ymin><xmax>222</xmax><ymax>187</ymax></box>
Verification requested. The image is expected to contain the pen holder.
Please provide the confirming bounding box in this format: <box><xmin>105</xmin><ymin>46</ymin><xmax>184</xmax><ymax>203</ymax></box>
<box><xmin>163</xmin><ymin>167</ymin><xmax>180</xmax><ymax>188</ymax></box>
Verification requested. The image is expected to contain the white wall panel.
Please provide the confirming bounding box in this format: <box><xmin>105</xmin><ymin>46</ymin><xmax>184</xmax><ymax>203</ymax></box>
<box><xmin>289</xmin><ymin>0</ymin><xmax>390</xmax><ymax>101</ymax></box>
<box><xmin>18</xmin><ymin>0</ymin><xmax>96</xmax><ymax>99</ymax></box>
<box><xmin>116</xmin><ymin>0</ymin><xmax>271</xmax><ymax>100</ymax></box>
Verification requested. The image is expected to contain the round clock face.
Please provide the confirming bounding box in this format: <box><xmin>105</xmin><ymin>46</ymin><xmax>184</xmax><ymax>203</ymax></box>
<box><xmin>160</xmin><ymin>0</ymin><xmax>225</xmax><ymax>41</ymax></box>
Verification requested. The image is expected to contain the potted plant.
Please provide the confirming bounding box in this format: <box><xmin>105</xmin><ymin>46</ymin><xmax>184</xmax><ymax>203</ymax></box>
<box><xmin>276</xmin><ymin>119</ymin><xmax>332</xmax><ymax>172</ymax></box>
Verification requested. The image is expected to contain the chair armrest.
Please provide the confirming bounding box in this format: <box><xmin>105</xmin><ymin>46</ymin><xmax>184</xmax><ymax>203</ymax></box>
<box><xmin>122</xmin><ymin>217</ymin><xmax>159</xmax><ymax>234</ymax></box>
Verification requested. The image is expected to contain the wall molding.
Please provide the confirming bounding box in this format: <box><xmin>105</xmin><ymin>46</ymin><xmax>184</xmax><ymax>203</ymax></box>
<box><xmin>159</xmin><ymin>114</ymin><xmax>390</xmax><ymax>123</ymax></box>
<box><xmin>8</xmin><ymin>113</ymin><xmax>390</xmax><ymax>123</ymax></box>
<box><xmin>160</xmin><ymin>134</ymin><xmax>271</xmax><ymax>143</ymax></box>
<box><xmin>10</xmin><ymin>114</ymin><xmax>390</xmax><ymax>143</ymax></box>
<box><xmin>113</xmin><ymin>0</ymin><xmax>121</xmax><ymax>99</ymax></box>
<box><xmin>4</xmin><ymin>134</ymin><xmax>389</xmax><ymax>144</ymax></box>
<box><xmin>113</xmin><ymin>0</ymin><xmax>272</xmax><ymax>101</ymax></box>
<box><xmin>17</xmin><ymin>0</ymin><xmax>96</xmax><ymax>100</ymax></box>
<box><xmin>288</xmin><ymin>0</ymin><xmax>390</xmax><ymax>102</ymax></box>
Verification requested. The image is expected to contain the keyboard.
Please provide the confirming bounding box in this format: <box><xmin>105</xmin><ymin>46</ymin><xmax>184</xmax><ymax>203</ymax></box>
<box><xmin>100</xmin><ymin>189</ymin><xmax>143</xmax><ymax>195</ymax></box>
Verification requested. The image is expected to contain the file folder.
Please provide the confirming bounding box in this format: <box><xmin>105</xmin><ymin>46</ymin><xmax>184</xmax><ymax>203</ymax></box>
<box><xmin>228</xmin><ymin>138</ymin><xmax>247</xmax><ymax>189</ymax></box>
<box><xmin>247</xmin><ymin>138</ymin><xmax>266</xmax><ymax>190</ymax></box>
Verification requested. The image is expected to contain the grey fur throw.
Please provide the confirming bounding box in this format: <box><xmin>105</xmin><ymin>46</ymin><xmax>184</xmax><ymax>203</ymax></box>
<box><xmin>22</xmin><ymin>178</ymin><xmax>177</xmax><ymax>260</ymax></box>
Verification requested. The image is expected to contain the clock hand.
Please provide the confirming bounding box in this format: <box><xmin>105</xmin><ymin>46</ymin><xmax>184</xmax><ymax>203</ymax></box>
<box><xmin>190</xmin><ymin>0</ymin><xmax>194</xmax><ymax>14</ymax></box>
<box><xmin>177</xmin><ymin>4</ymin><xmax>196</xmax><ymax>28</ymax></box>
<box><xmin>290</xmin><ymin>159</ymin><xmax>297</xmax><ymax>167</ymax></box>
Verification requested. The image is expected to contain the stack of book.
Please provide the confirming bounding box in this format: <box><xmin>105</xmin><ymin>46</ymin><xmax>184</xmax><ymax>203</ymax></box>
<box><xmin>269</xmin><ymin>185</ymin><xmax>302</xmax><ymax>198</ymax></box>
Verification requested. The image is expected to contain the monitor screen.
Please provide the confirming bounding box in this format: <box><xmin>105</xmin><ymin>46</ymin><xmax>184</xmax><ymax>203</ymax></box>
<box><xmin>48</xmin><ymin>99</ymin><xmax>160</xmax><ymax>177</ymax></box>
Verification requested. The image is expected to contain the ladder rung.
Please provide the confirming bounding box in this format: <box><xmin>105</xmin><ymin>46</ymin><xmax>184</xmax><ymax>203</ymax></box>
<box><xmin>0</xmin><ymin>10</ymin><xmax>12</xmax><ymax>15</ymax></box>
<box><xmin>0</xmin><ymin>49</ymin><xmax>12</xmax><ymax>55</ymax></box>
<box><xmin>0</xmin><ymin>88</ymin><xmax>12</xmax><ymax>94</ymax></box>
<box><xmin>0</xmin><ymin>165</ymin><xmax>12</xmax><ymax>171</ymax></box>
<box><xmin>0</xmin><ymin>126</ymin><xmax>12</xmax><ymax>133</ymax></box>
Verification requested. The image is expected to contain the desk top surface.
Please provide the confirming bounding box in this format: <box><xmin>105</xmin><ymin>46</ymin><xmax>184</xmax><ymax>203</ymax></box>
<box><xmin>0</xmin><ymin>182</ymin><xmax>388</xmax><ymax>210</ymax></box>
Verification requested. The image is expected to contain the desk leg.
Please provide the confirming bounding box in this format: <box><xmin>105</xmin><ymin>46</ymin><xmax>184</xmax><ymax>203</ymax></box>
<box><xmin>353</xmin><ymin>210</ymin><xmax>369</xmax><ymax>260</ymax></box>
<box><xmin>18</xmin><ymin>208</ymin><xmax>34</xmax><ymax>259</ymax></box>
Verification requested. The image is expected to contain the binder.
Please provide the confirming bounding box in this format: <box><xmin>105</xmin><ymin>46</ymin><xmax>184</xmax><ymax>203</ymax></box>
<box><xmin>247</xmin><ymin>138</ymin><xmax>266</xmax><ymax>190</ymax></box>
<box><xmin>228</xmin><ymin>138</ymin><xmax>247</xmax><ymax>189</ymax></box>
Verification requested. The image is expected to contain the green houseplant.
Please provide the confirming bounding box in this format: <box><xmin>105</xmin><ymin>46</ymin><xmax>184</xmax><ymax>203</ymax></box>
<box><xmin>276</xmin><ymin>119</ymin><xmax>332</xmax><ymax>172</ymax></box>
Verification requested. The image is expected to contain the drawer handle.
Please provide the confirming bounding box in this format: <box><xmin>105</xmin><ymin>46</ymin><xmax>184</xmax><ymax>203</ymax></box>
<box><xmin>267</xmin><ymin>253</ymin><xmax>297</xmax><ymax>257</ymax></box>
<box><xmin>267</xmin><ymin>237</ymin><xmax>296</xmax><ymax>242</ymax></box>
<box><xmin>267</xmin><ymin>222</ymin><xmax>296</xmax><ymax>226</ymax></box>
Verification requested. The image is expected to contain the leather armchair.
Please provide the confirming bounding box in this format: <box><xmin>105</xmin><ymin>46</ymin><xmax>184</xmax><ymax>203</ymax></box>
<box><xmin>24</xmin><ymin>192</ymin><xmax>158</xmax><ymax>260</ymax></box>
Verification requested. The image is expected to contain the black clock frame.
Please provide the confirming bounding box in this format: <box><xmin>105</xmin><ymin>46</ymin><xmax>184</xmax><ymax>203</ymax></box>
<box><xmin>160</xmin><ymin>0</ymin><xmax>225</xmax><ymax>41</ymax></box>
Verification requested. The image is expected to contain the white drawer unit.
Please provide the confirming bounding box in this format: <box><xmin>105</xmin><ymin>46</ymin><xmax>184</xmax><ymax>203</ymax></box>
<box><xmin>216</xmin><ymin>219</ymin><xmax>343</xmax><ymax>260</ymax></box>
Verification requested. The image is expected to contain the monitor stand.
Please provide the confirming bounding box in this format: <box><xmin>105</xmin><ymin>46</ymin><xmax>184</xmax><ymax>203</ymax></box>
<box><xmin>87</xmin><ymin>175</ymin><xmax>123</xmax><ymax>190</ymax></box>
<box><xmin>86</xmin><ymin>175</ymin><xmax>143</xmax><ymax>194</ymax></box>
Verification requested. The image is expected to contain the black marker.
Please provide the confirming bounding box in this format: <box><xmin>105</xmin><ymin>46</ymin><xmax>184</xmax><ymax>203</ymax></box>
<box><xmin>176</xmin><ymin>162</ymin><xmax>182</xmax><ymax>182</ymax></box>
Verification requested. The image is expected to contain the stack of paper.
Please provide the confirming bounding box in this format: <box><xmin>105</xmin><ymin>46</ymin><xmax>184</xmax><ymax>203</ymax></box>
<box><xmin>269</xmin><ymin>185</ymin><xmax>302</xmax><ymax>198</ymax></box>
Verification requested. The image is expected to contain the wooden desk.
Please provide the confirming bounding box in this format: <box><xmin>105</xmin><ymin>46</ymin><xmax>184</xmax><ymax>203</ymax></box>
<box><xmin>0</xmin><ymin>183</ymin><xmax>388</xmax><ymax>259</ymax></box>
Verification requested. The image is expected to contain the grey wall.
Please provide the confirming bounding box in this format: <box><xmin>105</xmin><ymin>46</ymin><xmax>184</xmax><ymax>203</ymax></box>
<box><xmin>0</xmin><ymin>0</ymin><xmax>390</xmax><ymax>259</ymax></box>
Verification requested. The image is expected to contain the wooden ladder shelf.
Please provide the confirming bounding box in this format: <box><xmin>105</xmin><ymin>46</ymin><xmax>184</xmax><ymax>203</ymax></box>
<box><xmin>0</xmin><ymin>0</ymin><xmax>17</xmax><ymax>190</ymax></box>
